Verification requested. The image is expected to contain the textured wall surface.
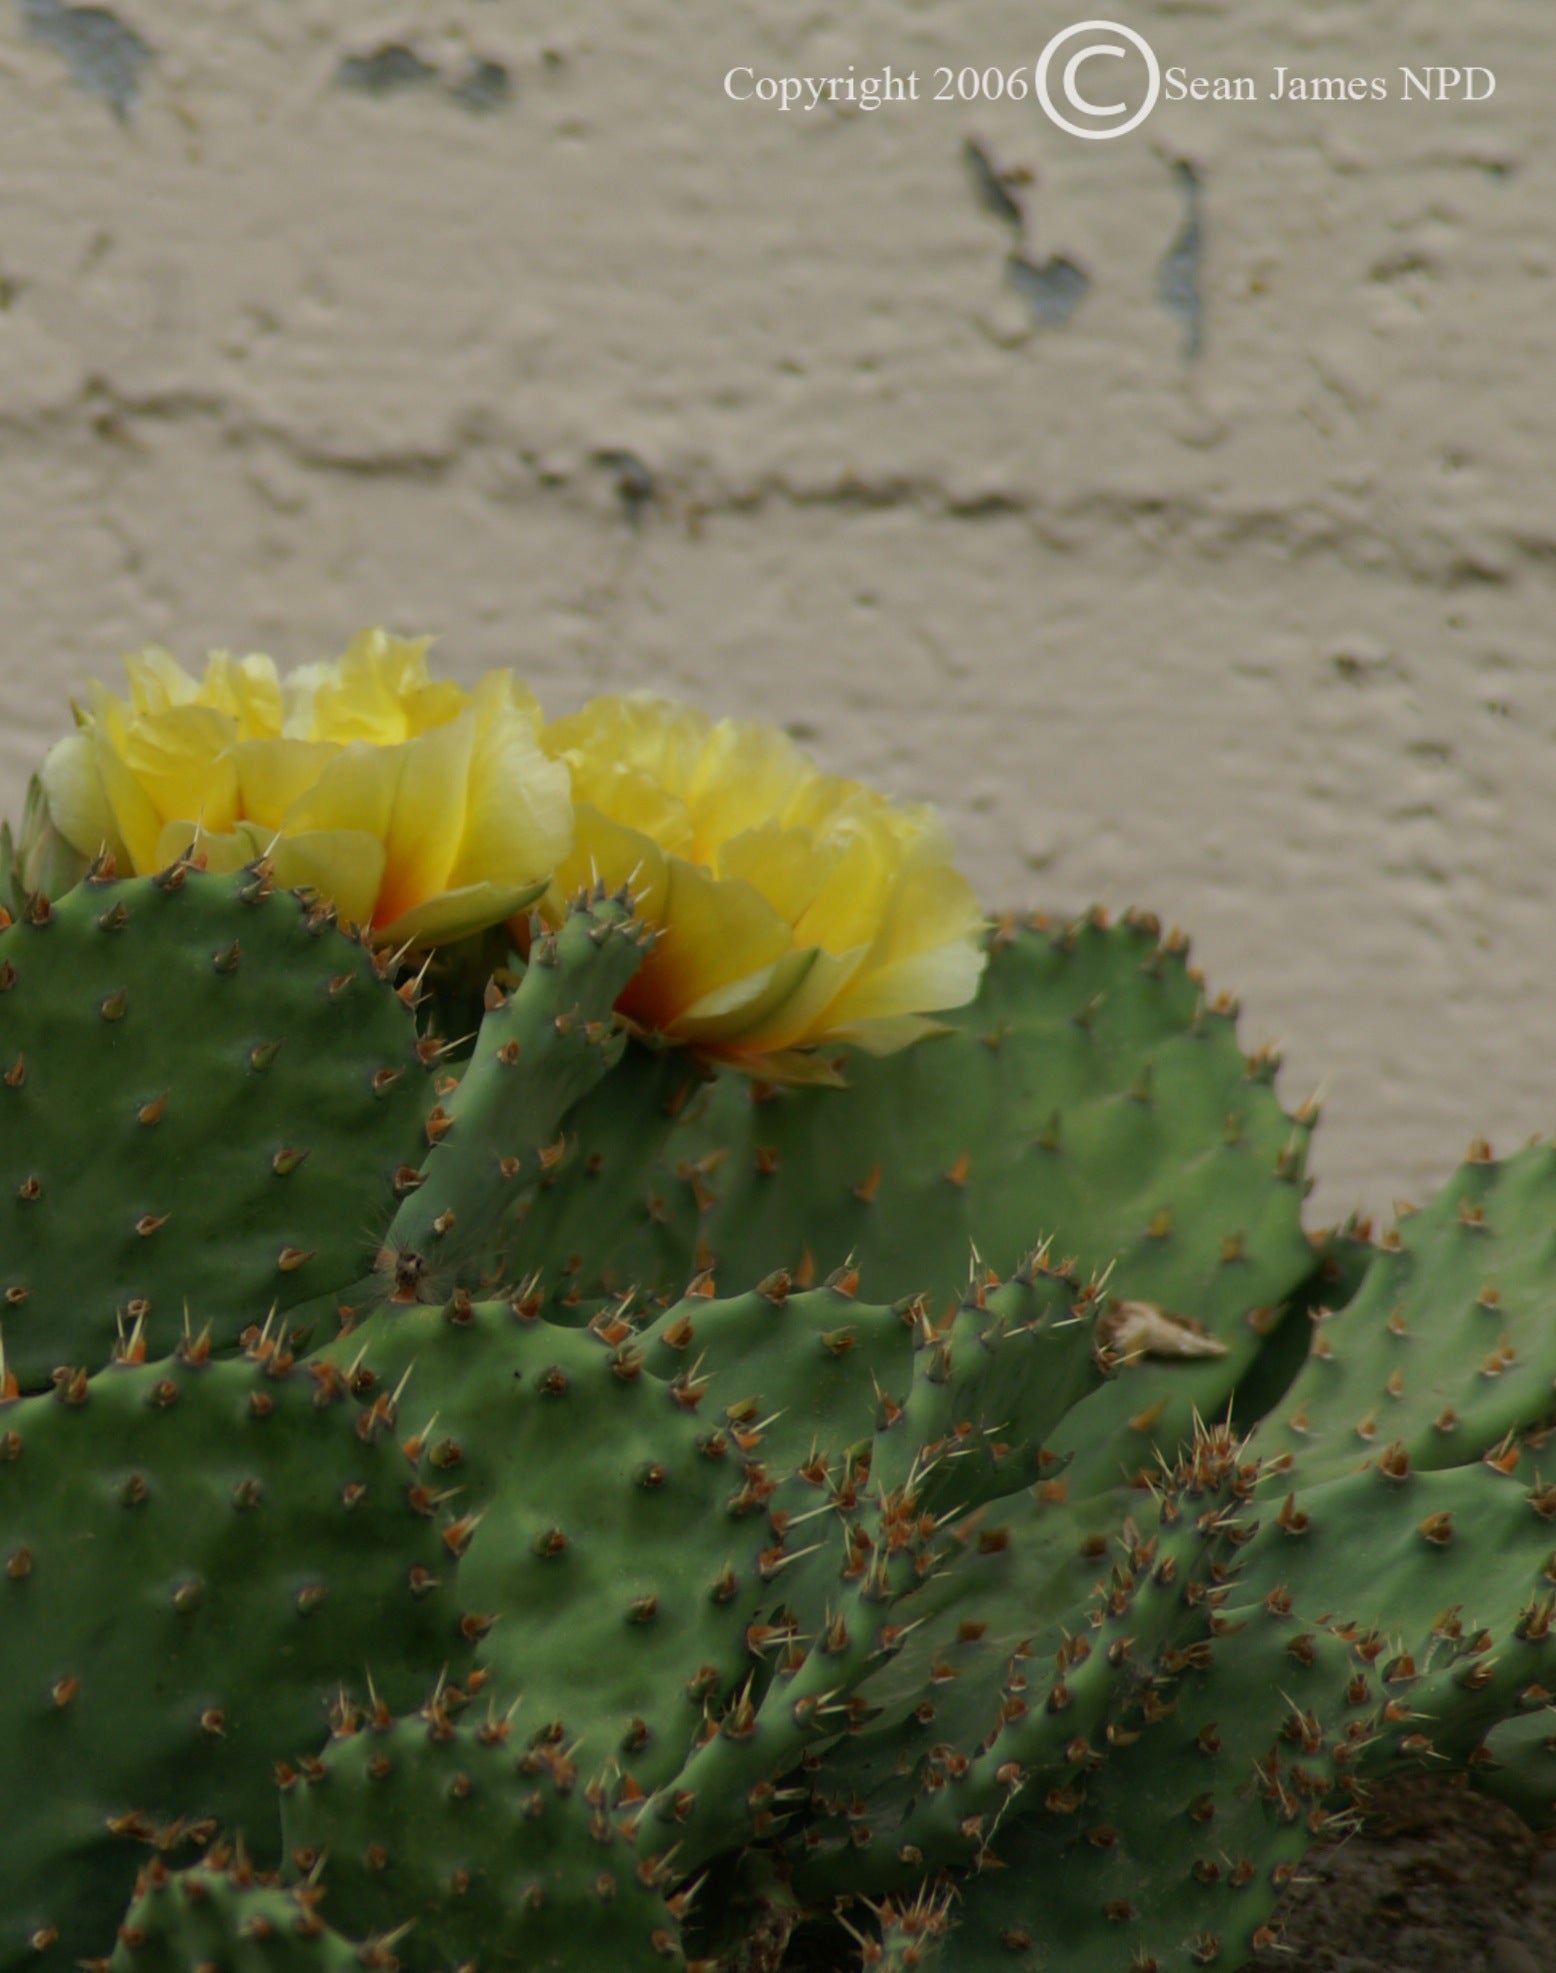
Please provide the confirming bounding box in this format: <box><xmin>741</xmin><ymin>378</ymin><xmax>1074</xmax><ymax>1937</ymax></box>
<box><xmin>0</xmin><ymin>1</ymin><xmax>1547</xmax><ymax>1222</ymax></box>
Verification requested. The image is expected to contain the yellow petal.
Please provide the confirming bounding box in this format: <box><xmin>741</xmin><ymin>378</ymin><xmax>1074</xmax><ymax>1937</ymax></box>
<box><xmin>303</xmin><ymin>629</ymin><xmax>464</xmax><ymax>744</ymax></box>
<box><xmin>379</xmin><ymin>876</ymin><xmax>551</xmax><ymax>950</ymax></box>
<box><xmin>43</xmin><ymin>638</ymin><xmax>580</xmax><ymax>947</ymax></box>
<box><xmin>792</xmin><ymin>819</ymin><xmax>897</xmax><ymax>953</ymax></box>
<box><xmin>685</xmin><ymin>718</ymin><xmax>813</xmax><ymax>861</ymax></box>
<box><xmin>823</xmin><ymin>862</ymin><xmax>988</xmax><ymax>1028</ymax></box>
<box><xmin>561</xmin><ymin>758</ymin><xmax>693</xmax><ymax>859</ymax></box>
<box><xmin>89</xmin><ymin>689</ymin><xmax>177</xmax><ymax>873</ymax></box>
<box><xmin>113</xmin><ymin>705</ymin><xmax>241</xmax><ymax>842</ymax></box>
<box><xmin>543</xmin><ymin>693</ymin><xmax>986</xmax><ymax>1066</ymax></box>
<box><xmin>232</xmin><ymin>739</ymin><xmax>343</xmax><ymax>831</ymax></box>
<box><xmin>280</xmin><ymin>723</ymin><xmax>471</xmax><ymax>930</ymax></box>
<box><xmin>443</xmin><ymin>673</ymin><xmax>572</xmax><ymax>892</ymax></box>
<box><xmin>376</xmin><ymin>715</ymin><xmax>478</xmax><ymax>925</ymax></box>
<box><xmin>547</xmin><ymin>695</ymin><xmax>710</xmax><ymax>809</ymax></box>
<box><xmin>200</xmin><ymin>652</ymin><xmax>284</xmax><ymax>738</ymax></box>
<box><xmin>833</xmin><ymin>939</ymin><xmax>987</xmax><ymax>1029</ymax></box>
<box><xmin>673</xmin><ymin>945</ymin><xmax>821</xmax><ymax>1045</ymax></box>
<box><xmin>833</xmin><ymin>1012</ymin><xmax>957</xmax><ymax>1055</ymax></box>
<box><xmin>645</xmin><ymin>857</ymin><xmax>793</xmax><ymax>1029</ymax></box>
<box><xmin>264</xmin><ymin>828</ymin><xmax>388</xmax><ymax>929</ymax></box>
<box><xmin>545</xmin><ymin>804</ymin><xmax>670</xmax><ymax>926</ymax></box>
<box><xmin>715</xmin><ymin>822</ymin><xmax>846</xmax><ymax>929</ymax></box>
<box><xmin>123</xmin><ymin>647</ymin><xmax>201</xmax><ymax>717</ymax></box>
<box><xmin>779</xmin><ymin>768</ymin><xmax>888</xmax><ymax>835</ymax></box>
<box><xmin>279</xmin><ymin>661</ymin><xmax>334</xmax><ymax>740</ymax></box>
<box><xmin>39</xmin><ymin>731</ymin><xmax>124</xmax><ymax>863</ymax></box>
<box><xmin>706</xmin><ymin>944</ymin><xmax>864</xmax><ymax>1054</ymax></box>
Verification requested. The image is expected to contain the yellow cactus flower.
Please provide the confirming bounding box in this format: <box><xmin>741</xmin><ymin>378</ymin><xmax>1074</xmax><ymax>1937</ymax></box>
<box><xmin>540</xmin><ymin>695</ymin><xmax>987</xmax><ymax>1079</ymax></box>
<box><xmin>38</xmin><ymin>630</ymin><xmax>572</xmax><ymax>946</ymax></box>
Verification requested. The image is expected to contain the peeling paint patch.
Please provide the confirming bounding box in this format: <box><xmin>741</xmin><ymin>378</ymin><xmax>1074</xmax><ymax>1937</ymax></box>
<box><xmin>335</xmin><ymin>45</ymin><xmax>437</xmax><ymax>98</ymax></box>
<box><xmin>966</xmin><ymin>141</ymin><xmax>1084</xmax><ymax>329</ymax></box>
<box><xmin>19</xmin><ymin>0</ymin><xmax>152</xmax><ymax>121</ymax></box>
<box><xmin>450</xmin><ymin>57</ymin><xmax>512</xmax><ymax>114</ymax></box>
<box><xmin>1005</xmin><ymin>252</ymin><xmax>1089</xmax><ymax>327</ymax></box>
<box><xmin>335</xmin><ymin>45</ymin><xmax>514</xmax><ymax>114</ymax></box>
<box><xmin>1158</xmin><ymin>159</ymin><xmax>1204</xmax><ymax>360</ymax></box>
<box><xmin>962</xmin><ymin>136</ymin><xmax>1024</xmax><ymax>232</ymax></box>
<box><xmin>1328</xmin><ymin>640</ymin><xmax>1403</xmax><ymax>685</ymax></box>
<box><xmin>594</xmin><ymin>449</ymin><xmax>657</xmax><ymax>524</ymax></box>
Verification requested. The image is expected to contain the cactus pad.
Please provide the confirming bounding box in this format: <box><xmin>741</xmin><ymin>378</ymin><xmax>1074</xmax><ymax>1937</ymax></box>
<box><xmin>0</xmin><ymin>865</ymin><xmax>426</xmax><ymax>1387</ymax></box>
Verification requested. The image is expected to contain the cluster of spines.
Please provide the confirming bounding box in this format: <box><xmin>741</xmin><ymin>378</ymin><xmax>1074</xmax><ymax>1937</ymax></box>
<box><xmin>106</xmin><ymin>1848</ymin><xmax>396</xmax><ymax>1973</ymax></box>
<box><xmin>278</xmin><ymin>1686</ymin><xmax>701</xmax><ymax>1971</ymax></box>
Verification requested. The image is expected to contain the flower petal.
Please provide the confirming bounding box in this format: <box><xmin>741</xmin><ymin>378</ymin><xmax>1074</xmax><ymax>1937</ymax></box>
<box><xmin>547</xmin><ymin>695</ymin><xmax>709</xmax><ymax>816</ymax></box>
<box><xmin>646</xmin><ymin>857</ymin><xmax>794</xmax><ymax>1025</ymax></box>
<box><xmin>232</xmin><ymin>739</ymin><xmax>342</xmax><ymax>831</ymax></box>
<box><xmin>673</xmin><ymin>945</ymin><xmax>822</xmax><ymax>1045</ymax></box>
<box><xmin>301</xmin><ymin>628</ymin><xmax>464</xmax><ymax>743</ymax></box>
<box><xmin>39</xmin><ymin>732</ymin><xmax>124</xmax><ymax>864</ymax></box>
<box><xmin>264</xmin><ymin>827</ymin><xmax>388</xmax><ymax>930</ymax></box>
<box><xmin>727</xmin><ymin>1046</ymin><xmax>849</xmax><ymax>1088</ymax></box>
<box><xmin>541</xmin><ymin>694</ymin><xmax>986</xmax><ymax>1067</ymax></box>
<box><xmin>280</xmin><ymin>721</ymin><xmax>473</xmax><ymax>930</ymax></box>
<box><xmin>379</xmin><ymin>876</ymin><xmax>551</xmax><ymax>950</ymax></box>
<box><xmin>546</xmin><ymin>804</ymin><xmax>671</xmax><ymax>926</ymax></box>
<box><xmin>114</xmin><ymin>705</ymin><xmax>241</xmax><ymax>839</ymax></box>
<box><xmin>123</xmin><ymin>647</ymin><xmax>201</xmax><ymax>717</ymax></box>
<box><xmin>444</xmin><ymin>673</ymin><xmax>572</xmax><ymax>893</ymax></box>
<box><xmin>685</xmin><ymin>718</ymin><xmax>813</xmax><ymax>861</ymax></box>
<box><xmin>87</xmin><ymin>686</ymin><xmax>190</xmax><ymax>873</ymax></box>
<box><xmin>199</xmin><ymin>652</ymin><xmax>284</xmax><ymax>738</ymax></box>
<box><xmin>823</xmin><ymin>862</ymin><xmax>987</xmax><ymax>1030</ymax></box>
<box><xmin>40</xmin><ymin>636</ymin><xmax>579</xmax><ymax>945</ymax></box>
<box><xmin>703</xmin><ymin>945</ymin><xmax>864</xmax><ymax>1055</ymax></box>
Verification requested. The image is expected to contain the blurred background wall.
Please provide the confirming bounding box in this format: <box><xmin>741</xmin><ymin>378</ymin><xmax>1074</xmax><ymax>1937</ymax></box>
<box><xmin>0</xmin><ymin>0</ymin><xmax>1547</xmax><ymax>1224</ymax></box>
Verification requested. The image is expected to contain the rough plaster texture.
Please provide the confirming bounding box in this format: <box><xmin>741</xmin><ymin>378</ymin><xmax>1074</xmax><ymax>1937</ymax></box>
<box><xmin>0</xmin><ymin>0</ymin><xmax>1548</xmax><ymax>1225</ymax></box>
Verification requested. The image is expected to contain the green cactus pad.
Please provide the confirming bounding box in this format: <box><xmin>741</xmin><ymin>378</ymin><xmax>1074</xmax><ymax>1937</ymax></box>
<box><xmin>0</xmin><ymin>1342</ymin><xmax>471</xmax><ymax>1969</ymax></box>
<box><xmin>632</xmin><ymin>1272</ymin><xmax>921</xmax><ymax>1477</ymax></box>
<box><xmin>986</xmin><ymin>1454</ymin><xmax>1556</xmax><ymax>1971</ymax></box>
<box><xmin>356</xmin><ymin>893</ymin><xmax>647</xmax><ymax>1314</ymax></box>
<box><xmin>0</xmin><ymin>864</ymin><xmax>427</xmax><ymax>1387</ymax></box>
<box><xmin>825</xmin><ymin>1417</ymin><xmax>1556</xmax><ymax>1970</ymax></box>
<box><xmin>510</xmin><ymin>913</ymin><xmax>1318</xmax><ymax>1489</ymax></box>
<box><xmin>319</xmin><ymin>1285</ymin><xmax>985</xmax><ymax>1875</ymax></box>
<box><xmin>280</xmin><ymin>1708</ymin><xmax>689</xmax><ymax>1971</ymax></box>
<box><xmin>109</xmin><ymin>1857</ymin><xmax>369</xmax><ymax>1973</ymax></box>
<box><xmin>791</xmin><ymin>1424</ymin><xmax>1239</xmax><ymax>1900</ymax></box>
<box><xmin>1257</xmin><ymin>1141</ymin><xmax>1556</xmax><ymax>1484</ymax></box>
<box><xmin>321</xmin><ymin>1296</ymin><xmax>882</xmax><ymax>1802</ymax></box>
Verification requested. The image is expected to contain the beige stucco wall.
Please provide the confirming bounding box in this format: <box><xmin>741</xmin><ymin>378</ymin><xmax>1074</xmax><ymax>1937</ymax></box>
<box><xmin>0</xmin><ymin>1</ymin><xmax>1547</xmax><ymax>1225</ymax></box>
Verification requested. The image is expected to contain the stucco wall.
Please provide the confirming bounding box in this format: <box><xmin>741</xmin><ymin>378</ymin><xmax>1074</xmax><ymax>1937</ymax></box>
<box><xmin>0</xmin><ymin>1</ymin><xmax>1547</xmax><ymax>1224</ymax></box>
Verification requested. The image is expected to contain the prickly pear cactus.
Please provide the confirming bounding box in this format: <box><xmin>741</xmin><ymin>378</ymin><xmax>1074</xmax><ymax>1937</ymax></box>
<box><xmin>510</xmin><ymin>911</ymin><xmax>1322</xmax><ymax>1499</ymax></box>
<box><xmin>0</xmin><ymin>1332</ymin><xmax>471</xmax><ymax>1964</ymax></box>
<box><xmin>280</xmin><ymin>1703</ymin><xmax>694</xmax><ymax>1971</ymax></box>
<box><xmin>108</xmin><ymin>1856</ymin><xmax>370</xmax><ymax>1973</ymax></box>
<box><xmin>8</xmin><ymin>844</ymin><xmax>1556</xmax><ymax>1973</ymax></box>
<box><xmin>0</xmin><ymin>860</ymin><xmax>427</xmax><ymax>1383</ymax></box>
